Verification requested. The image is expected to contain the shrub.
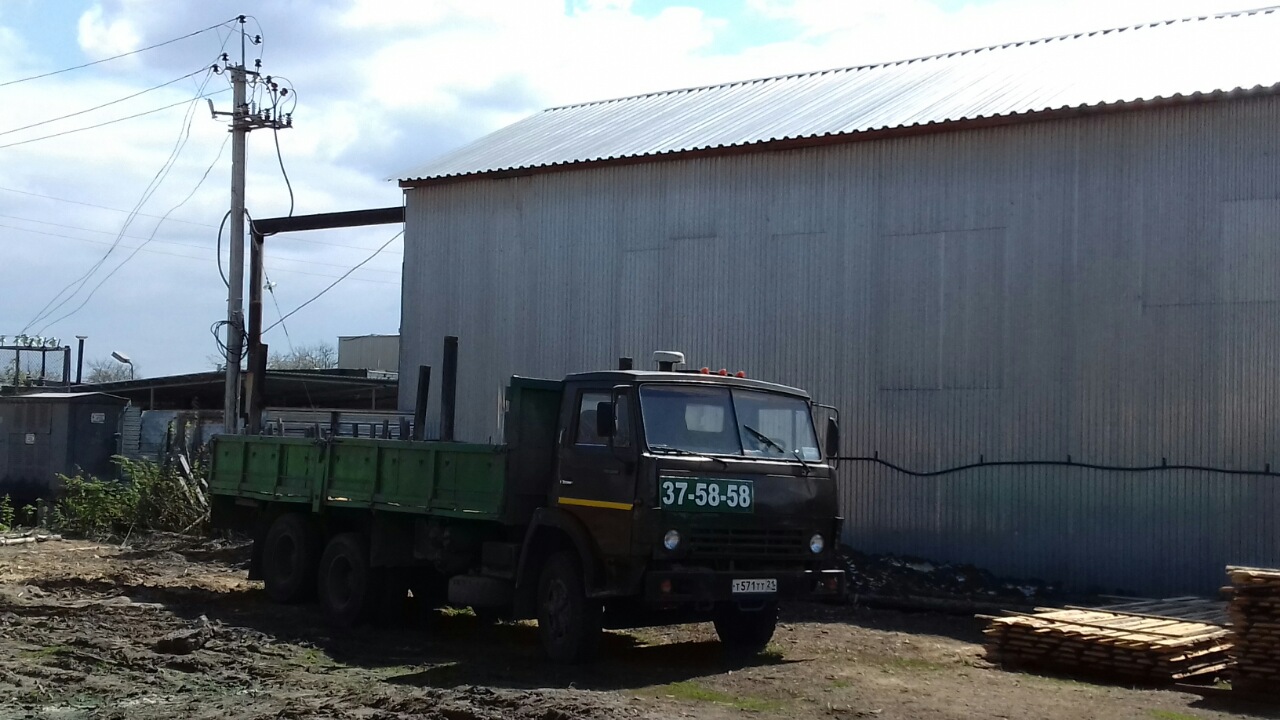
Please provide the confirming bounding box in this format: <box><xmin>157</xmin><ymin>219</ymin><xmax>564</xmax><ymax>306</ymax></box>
<box><xmin>0</xmin><ymin>494</ymin><xmax>14</xmax><ymax>532</ymax></box>
<box><xmin>53</xmin><ymin>455</ymin><xmax>209</xmax><ymax>538</ymax></box>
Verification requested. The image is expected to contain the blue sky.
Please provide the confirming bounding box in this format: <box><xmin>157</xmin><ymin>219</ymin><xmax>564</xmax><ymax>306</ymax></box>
<box><xmin>0</xmin><ymin>0</ymin><xmax>1257</xmax><ymax>377</ymax></box>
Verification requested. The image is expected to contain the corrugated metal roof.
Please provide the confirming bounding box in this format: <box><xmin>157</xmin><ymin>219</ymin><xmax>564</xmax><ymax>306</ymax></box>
<box><xmin>399</xmin><ymin>8</ymin><xmax>1280</xmax><ymax>184</ymax></box>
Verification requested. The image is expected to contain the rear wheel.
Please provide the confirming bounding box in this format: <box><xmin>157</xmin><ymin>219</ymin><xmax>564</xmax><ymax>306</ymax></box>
<box><xmin>537</xmin><ymin>551</ymin><xmax>601</xmax><ymax>663</ymax></box>
<box><xmin>261</xmin><ymin>513</ymin><xmax>318</xmax><ymax>604</ymax></box>
<box><xmin>713</xmin><ymin>601</ymin><xmax>778</xmax><ymax>655</ymax></box>
<box><xmin>317</xmin><ymin>532</ymin><xmax>374</xmax><ymax>626</ymax></box>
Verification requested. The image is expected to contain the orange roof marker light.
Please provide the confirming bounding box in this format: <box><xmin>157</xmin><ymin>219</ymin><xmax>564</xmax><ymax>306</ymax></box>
<box><xmin>717</xmin><ymin>369</ymin><xmax>729</xmax><ymax>376</ymax></box>
<box><xmin>700</xmin><ymin>367</ymin><xmax>711</xmax><ymax>374</ymax></box>
<box><xmin>735</xmin><ymin>371</ymin><xmax>746</xmax><ymax>378</ymax></box>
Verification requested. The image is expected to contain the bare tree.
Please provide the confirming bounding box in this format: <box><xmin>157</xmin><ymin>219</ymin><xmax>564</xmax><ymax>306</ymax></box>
<box><xmin>267</xmin><ymin>342</ymin><xmax>338</xmax><ymax>371</ymax></box>
<box><xmin>85</xmin><ymin>357</ymin><xmax>138</xmax><ymax>383</ymax></box>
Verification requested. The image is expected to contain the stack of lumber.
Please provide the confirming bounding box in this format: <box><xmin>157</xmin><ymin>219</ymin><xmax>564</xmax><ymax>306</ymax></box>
<box><xmin>985</xmin><ymin>607</ymin><xmax>1231</xmax><ymax>683</ymax></box>
<box><xmin>1227</xmin><ymin>566</ymin><xmax>1280</xmax><ymax>695</ymax></box>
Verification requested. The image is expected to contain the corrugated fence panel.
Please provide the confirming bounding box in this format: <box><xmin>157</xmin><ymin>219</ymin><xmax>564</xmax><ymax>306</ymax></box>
<box><xmin>402</xmin><ymin>95</ymin><xmax>1280</xmax><ymax>596</ymax></box>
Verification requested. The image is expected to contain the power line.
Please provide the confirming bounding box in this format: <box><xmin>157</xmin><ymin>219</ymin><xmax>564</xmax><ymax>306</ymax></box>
<box><xmin>24</xmin><ymin>70</ymin><xmax>219</xmax><ymax>331</ymax></box>
<box><xmin>0</xmin><ymin>185</ymin><xmax>217</xmax><ymax>228</ymax></box>
<box><xmin>0</xmin><ymin>68</ymin><xmax>209</xmax><ymax>138</ymax></box>
<box><xmin>265</xmin><ymin>230</ymin><xmax>404</xmax><ymax>332</ymax></box>
<box><xmin>0</xmin><ymin>185</ymin><xmax>404</xmax><ymax>254</ymax></box>
<box><xmin>0</xmin><ymin>215</ymin><xmax>401</xmax><ymax>275</ymax></box>
<box><xmin>0</xmin><ymin>18</ymin><xmax>237</xmax><ymax>89</ymax></box>
<box><xmin>0</xmin><ymin>87</ymin><xmax>228</xmax><ymax>151</ymax></box>
<box><xmin>36</xmin><ymin>122</ymin><xmax>232</xmax><ymax>333</ymax></box>
<box><xmin>1</xmin><ymin>224</ymin><xmax>400</xmax><ymax>285</ymax></box>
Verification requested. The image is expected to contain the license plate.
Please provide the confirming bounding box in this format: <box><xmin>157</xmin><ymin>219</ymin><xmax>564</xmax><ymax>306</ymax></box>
<box><xmin>659</xmin><ymin>477</ymin><xmax>753</xmax><ymax>513</ymax></box>
<box><xmin>732</xmin><ymin>578</ymin><xmax>777</xmax><ymax>594</ymax></box>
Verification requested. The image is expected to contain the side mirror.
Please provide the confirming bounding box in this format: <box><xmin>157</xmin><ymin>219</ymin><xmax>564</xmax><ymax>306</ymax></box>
<box><xmin>596</xmin><ymin>401</ymin><xmax>616</xmax><ymax>438</ymax></box>
<box><xmin>824</xmin><ymin>417</ymin><xmax>841</xmax><ymax>459</ymax></box>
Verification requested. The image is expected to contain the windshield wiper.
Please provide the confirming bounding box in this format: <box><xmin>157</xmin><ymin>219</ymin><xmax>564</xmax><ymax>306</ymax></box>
<box><xmin>649</xmin><ymin>445</ymin><xmax>728</xmax><ymax>468</ymax></box>
<box><xmin>741</xmin><ymin>425</ymin><xmax>812</xmax><ymax>476</ymax></box>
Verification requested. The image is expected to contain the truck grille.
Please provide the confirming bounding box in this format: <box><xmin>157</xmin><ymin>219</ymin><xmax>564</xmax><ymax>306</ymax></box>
<box><xmin>687</xmin><ymin>527</ymin><xmax>808</xmax><ymax>559</ymax></box>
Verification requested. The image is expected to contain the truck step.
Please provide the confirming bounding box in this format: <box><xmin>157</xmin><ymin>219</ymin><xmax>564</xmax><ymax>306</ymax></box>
<box><xmin>448</xmin><ymin>574</ymin><xmax>513</xmax><ymax>608</ymax></box>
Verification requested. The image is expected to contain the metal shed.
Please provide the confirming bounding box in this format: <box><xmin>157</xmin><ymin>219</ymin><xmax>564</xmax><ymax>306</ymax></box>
<box><xmin>394</xmin><ymin>9</ymin><xmax>1280</xmax><ymax>596</ymax></box>
<box><xmin>0</xmin><ymin>392</ymin><xmax>128</xmax><ymax>503</ymax></box>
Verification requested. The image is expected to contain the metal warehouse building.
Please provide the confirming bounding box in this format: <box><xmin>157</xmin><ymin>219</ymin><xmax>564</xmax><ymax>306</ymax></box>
<box><xmin>396</xmin><ymin>10</ymin><xmax>1280</xmax><ymax>596</ymax></box>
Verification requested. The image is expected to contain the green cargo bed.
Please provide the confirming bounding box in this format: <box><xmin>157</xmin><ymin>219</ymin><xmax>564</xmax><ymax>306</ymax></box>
<box><xmin>210</xmin><ymin>436</ymin><xmax>508</xmax><ymax>520</ymax></box>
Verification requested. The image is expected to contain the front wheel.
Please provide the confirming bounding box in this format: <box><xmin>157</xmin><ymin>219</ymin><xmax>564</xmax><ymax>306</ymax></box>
<box><xmin>537</xmin><ymin>551</ymin><xmax>602</xmax><ymax>663</ymax></box>
<box><xmin>713</xmin><ymin>601</ymin><xmax>778</xmax><ymax>655</ymax></box>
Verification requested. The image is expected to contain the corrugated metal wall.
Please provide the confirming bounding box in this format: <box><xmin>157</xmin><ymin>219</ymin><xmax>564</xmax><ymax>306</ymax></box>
<box><xmin>401</xmin><ymin>96</ymin><xmax>1280</xmax><ymax>596</ymax></box>
<box><xmin>338</xmin><ymin>335</ymin><xmax>400</xmax><ymax>372</ymax></box>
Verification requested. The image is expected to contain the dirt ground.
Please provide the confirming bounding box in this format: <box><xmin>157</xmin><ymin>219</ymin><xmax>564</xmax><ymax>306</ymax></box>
<box><xmin>1</xmin><ymin>536</ymin><xmax>1277</xmax><ymax>720</ymax></box>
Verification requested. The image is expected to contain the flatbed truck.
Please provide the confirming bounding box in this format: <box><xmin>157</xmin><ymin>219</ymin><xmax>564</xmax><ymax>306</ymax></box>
<box><xmin>210</xmin><ymin>345</ymin><xmax>846</xmax><ymax>662</ymax></box>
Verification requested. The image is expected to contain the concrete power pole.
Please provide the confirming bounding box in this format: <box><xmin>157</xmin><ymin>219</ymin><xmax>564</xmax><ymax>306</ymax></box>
<box><xmin>211</xmin><ymin>16</ymin><xmax>292</xmax><ymax>434</ymax></box>
<box><xmin>223</xmin><ymin>62</ymin><xmax>248</xmax><ymax>434</ymax></box>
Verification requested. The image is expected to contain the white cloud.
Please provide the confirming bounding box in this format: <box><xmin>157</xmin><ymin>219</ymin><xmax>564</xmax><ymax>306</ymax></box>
<box><xmin>77</xmin><ymin>4</ymin><xmax>143</xmax><ymax>59</ymax></box>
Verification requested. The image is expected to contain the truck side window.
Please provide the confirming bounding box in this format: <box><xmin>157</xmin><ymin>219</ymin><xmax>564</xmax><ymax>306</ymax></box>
<box><xmin>576</xmin><ymin>392</ymin><xmax>611</xmax><ymax>445</ymax></box>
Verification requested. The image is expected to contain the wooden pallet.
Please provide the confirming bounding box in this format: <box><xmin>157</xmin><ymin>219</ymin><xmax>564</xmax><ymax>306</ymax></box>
<box><xmin>985</xmin><ymin>607</ymin><xmax>1231</xmax><ymax>684</ymax></box>
<box><xmin>1227</xmin><ymin>566</ymin><xmax>1280</xmax><ymax>698</ymax></box>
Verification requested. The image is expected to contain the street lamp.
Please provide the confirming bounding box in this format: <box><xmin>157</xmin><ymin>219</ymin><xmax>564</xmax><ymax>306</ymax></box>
<box><xmin>110</xmin><ymin>351</ymin><xmax>134</xmax><ymax>380</ymax></box>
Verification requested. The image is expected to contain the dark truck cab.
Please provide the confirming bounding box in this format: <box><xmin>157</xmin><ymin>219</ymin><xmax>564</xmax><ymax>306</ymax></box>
<box><xmin>529</xmin><ymin>366</ymin><xmax>845</xmax><ymax>656</ymax></box>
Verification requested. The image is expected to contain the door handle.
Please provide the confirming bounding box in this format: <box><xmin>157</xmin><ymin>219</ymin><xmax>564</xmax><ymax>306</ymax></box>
<box><xmin>559</xmin><ymin>478</ymin><xmax>574</xmax><ymax>485</ymax></box>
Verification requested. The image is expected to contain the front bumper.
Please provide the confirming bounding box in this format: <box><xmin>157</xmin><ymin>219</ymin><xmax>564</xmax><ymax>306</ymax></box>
<box><xmin>643</xmin><ymin>567</ymin><xmax>846</xmax><ymax>603</ymax></box>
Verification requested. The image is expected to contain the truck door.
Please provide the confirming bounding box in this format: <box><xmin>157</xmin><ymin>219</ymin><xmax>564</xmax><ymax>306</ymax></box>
<box><xmin>554</xmin><ymin>387</ymin><xmax>636</xmax><ymax>559</ymax></box>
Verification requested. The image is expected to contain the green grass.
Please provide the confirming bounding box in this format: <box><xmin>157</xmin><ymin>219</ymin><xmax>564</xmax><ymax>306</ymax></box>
<box><xmin>20</xmin><ymin>644</ymin><xmax>74</xmax><ymax>660</ymax></box>
<box><xmin>291</xmin><ymin>648</ymin><xmax>326</xmax><ymax>667</ymax></box>
<box><xmin>830</xmin><ymin>678</ymin><xmax>852</xmax><ymax>689</ymax></box>
<box><xmin>1148</xmin><ymin>710</ymin><xmax>1199</xmax><ymax>720</ymax></box>
<box><xmin>663</xmin><ymin>681</ymin><xmax>784</xmax><ymax>712</ymax></box>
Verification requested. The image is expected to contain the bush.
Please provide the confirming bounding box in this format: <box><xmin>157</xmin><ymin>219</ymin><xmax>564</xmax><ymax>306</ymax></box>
<box><xmin>0</xmin><ymin>494</ymin><xmax>14</xmax><ymax>532</ymax></box>
<box><xmin>53</xmin><ymin>456</ymin><xmax>209</xmax><ymax>538</ymax></box>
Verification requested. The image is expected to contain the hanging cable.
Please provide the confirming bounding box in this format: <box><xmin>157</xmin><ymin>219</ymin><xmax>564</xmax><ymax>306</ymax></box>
<box><xmin>36</xmin><ymin>130</ymin><xmax>231</xmax><ymax>333</ymax></box>
<box><xmin>0</xmin><ymin>87</ymin><xmax>228</xmax><ymax>151</ymax></box>
<box><xmin>836</xmin><ymin>455</ymin><xmax>1280</xmax><ymax>478</ymax></box>
<box><xmin>0</xmin><ymin>68</ymin><xmax>209</xmax><ymax>138</ymax></box>
<box><xmin>0</xmin><ymin>17</ymin><xmax>237</xmax><ymax>89</ymax></box>
<box><xmin>25</xmin><ymin>65</ymin><xmax>221</xmax><ymax>331</ymax></box>
<box><xmin>0</xmin><ymin>186</ymin><xmax>217</xmax><ymax>227</ymax></box>
<box><xmin>264</xmin><ymin>231</ymin><xmax>404</xmax><ymax>332</ymax></box>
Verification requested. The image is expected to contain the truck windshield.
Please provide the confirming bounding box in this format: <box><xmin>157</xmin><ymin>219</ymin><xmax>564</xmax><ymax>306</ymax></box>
<box><xmin>638</xmin><ymin>385</ymin><xmax>821</xmax><ymax>461</ymax></box>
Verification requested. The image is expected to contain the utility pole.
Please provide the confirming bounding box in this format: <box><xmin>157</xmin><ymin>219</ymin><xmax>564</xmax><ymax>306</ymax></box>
<box><xmin>223</xmin><ymin>61</ymin><xmax>247</xmax><ymax>434</ymax></box>
<box><xmin>210</xmin><ymin>16</ymin><xmax>292</xmax><ymax>434</ymax></box>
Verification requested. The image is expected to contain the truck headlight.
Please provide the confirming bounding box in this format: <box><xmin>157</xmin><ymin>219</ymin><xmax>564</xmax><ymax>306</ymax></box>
<box><xmin>663</xmin><ymin>529</ymin><xmax>681</xmax><ymax>551</ymax></box>
<box><xmin>809</xmin><ymin>533</ymin><xmax>825</xmax><ymax>554</ymax></box>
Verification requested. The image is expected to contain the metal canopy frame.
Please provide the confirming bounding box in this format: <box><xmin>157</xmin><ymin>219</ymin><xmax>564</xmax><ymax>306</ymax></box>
<box><xmin>243</xmin><ymin>206</ymin><xmax>405</xmax><ymax>433</ymax></box>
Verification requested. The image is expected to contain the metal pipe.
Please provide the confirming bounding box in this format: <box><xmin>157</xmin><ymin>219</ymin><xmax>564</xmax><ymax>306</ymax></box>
<box><xmin>75</xmin><ymin>336</ymin><xmax>86</xmax><ymax>384</ymax></box>
<box><xmin>440</xmin><ymin>336</ymin><xmax>458</xmax><ymax>442</ymax></box>
<box><xmin>246</xmin><ymin>228</ymin><xmax>265</xmax><ymax>435</ymax></box>
<box><xmin>62</xmin><ymin>346</ymin><xmax>71</xmax><ymax>386</ymax></box>
<box><xmin>413</xmin><ymin>365</ymin><xmax>431</xmax><ymax>441</ymax></box>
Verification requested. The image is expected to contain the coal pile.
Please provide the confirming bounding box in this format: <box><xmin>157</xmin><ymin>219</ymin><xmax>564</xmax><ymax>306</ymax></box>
<box><xmin>840</xmin><ymin>547</ymin><xmax>1061</xmax><ymax>605</ymax></box>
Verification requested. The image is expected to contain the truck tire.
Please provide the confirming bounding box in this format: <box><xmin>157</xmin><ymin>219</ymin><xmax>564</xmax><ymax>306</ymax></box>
<box><xmin>536</xmin><ymin>551</ymin><xmax>601</xmax><ymax>663</ymax></box>
<box><xmin>261</xmin><ymin>513</ymin><xmax>318</xmax><ymax>604</ymax></box>
<box><xmin>317</xmin><ymin>532</ymin><xmax>374</xmax><ymax>626</ymax></box>
<box><xmin>713</xmin><ymin>601</ymin><xmax>778</xmax><ymax>655</ymax></box>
